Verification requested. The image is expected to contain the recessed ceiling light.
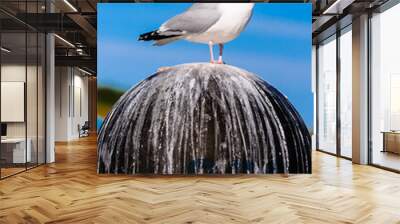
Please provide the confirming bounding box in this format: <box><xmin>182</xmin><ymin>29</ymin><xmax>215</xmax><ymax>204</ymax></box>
<box><xmin>63</xmin><ymin>0</ymin><xmax>78</xmax><ymax>12</ymax></box>
<box><xmin>1</xmin><ymin>47</ymin><xmax>11</xmax><ymax>53</ymax></box>
<box><xmin>54</xmin><ymin>34</ymin><xmax>75</xmax><ymax>48</ymax></box>
<box><xmin>78</xmin><ymin>67</ymin><xmax>93</xmax><ymax>76</ymax></box>
<box><xmin>322</xmin><ymin>0</ymin><xmax>354</xmax><ymax>15</ymax></box>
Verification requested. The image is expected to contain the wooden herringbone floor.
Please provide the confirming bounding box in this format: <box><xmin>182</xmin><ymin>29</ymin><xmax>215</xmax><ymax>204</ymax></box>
<box><xmin>1</xmin><ymin>136</ymin><xmax>400</xmax><ymax>224</ymax></box>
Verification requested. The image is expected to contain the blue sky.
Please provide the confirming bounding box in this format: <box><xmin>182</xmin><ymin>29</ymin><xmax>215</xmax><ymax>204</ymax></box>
<box><xmin>98</xmin><ymin>3</ymin><xmax>313</xmax><ymax>128</ymax></box>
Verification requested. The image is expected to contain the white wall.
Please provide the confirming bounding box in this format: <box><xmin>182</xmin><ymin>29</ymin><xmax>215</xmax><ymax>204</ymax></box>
<box><xmin>1</xmin><ymin>65</ymin><xmax>25</xmax><ymax>137</ymax></box>
<box><xmin>317</xmin><ymin>36</ymin><xmax>337</xmax><ymax>154</ymax></box>
<box><xmin>1</xmin><ymin>63</ymin><xmax>46</xmax><ymax>164</ymax></box>
<box><xmin>370</xmin><ymin>4</ymin><xmax>400</xmax><ymax>157</ymax></box>
<box><xmin>55</xmin><ymin>67</ymin><xmax>89</xmax><ymax>141</ymax></box>
<box><xmin>1</xmin><ymin>65</ymin><xmax>39</xmax><ymax>138</ymax></box>
<box><xmin>55</xmin><ymin>67</ymin><xmax>69</xmax><ymax>141</ymax></box>
<box><xmin>72</xmin><ymin>73</ymin><xmax>89</xmax><ymax>138</ymax></box>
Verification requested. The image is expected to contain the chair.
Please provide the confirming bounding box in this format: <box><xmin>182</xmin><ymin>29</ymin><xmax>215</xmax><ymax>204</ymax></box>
<box><xmin>78</xmin><ymin>121</ymin><xmax>90</xmax><ymax>138</ymax></box>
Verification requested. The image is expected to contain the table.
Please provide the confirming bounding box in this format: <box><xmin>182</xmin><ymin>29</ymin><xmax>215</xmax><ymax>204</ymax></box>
<box><xmin>382</xmin><ymin>131</ymin><xmax>400</xmax><ymax>154</ymax></box>
<box><xmin>1</xmin><ymin>138</ymin><xmax>32</xmax><ymax>163</ymax></box>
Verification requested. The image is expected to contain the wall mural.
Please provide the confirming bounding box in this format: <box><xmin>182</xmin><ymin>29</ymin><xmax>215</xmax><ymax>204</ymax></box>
<box><xmin>97</xmin><ymin>3</ymin><xmax>312</xmax><ymax>174</ymax></box>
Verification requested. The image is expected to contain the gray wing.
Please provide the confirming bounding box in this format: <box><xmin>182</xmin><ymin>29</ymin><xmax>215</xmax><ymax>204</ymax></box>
<box><xmin>159</xmin><ymin>3</ymin><xmax>221</xmax><ymax>35</ymax></box>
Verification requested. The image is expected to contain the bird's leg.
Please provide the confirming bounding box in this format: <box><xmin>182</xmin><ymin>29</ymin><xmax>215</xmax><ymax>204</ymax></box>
<box><xmin>218</xmin><ymin>44</ymin><xmax>224</xmax><ymax>64</ymax></box>
<box><xmin>208</xmin><ymin>41</ymin><xmax>215</xmax><ymax>64</ymax></box>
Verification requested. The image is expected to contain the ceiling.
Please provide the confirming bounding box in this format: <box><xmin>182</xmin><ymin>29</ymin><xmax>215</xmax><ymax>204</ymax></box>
<box><xmin>312</xmin><ymin>0</ymin><xmax>391</xmax><ymax>43</ymax></box>
<box><xmin>1</xmin><ymin>0</ymin><xmax>394</xmax><ymax>75</ymax></box>
<box><xmin>0</xmin><ymin>0</ymin><xmax>97</xmax><ymax>74</ymax></box>
<box><xmin>1</xmin><ymin>0</ymin><xmax>314</xmax><ymax>76</ymax></box>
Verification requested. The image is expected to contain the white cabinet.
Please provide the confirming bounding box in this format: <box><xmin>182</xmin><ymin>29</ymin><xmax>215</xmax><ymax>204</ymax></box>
<box><xmin>1</xmin><ymin>138</ymin><xmax>32</xmax><ymax>163</ymax></box>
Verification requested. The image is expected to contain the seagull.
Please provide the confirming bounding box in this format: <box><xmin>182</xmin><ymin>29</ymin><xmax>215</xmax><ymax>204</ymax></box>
<box><xmin>138</xmin><ymin>3</ymin><xmax>255</xmax><ymax>64</ymax></box>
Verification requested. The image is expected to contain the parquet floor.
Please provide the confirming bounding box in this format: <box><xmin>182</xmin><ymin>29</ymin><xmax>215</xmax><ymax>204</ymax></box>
<box><xmin>0</xmin><ymin>136</ymin><xmax>400</xmax><ymax>224</ymax></box>
<box><xmin>0</xmin><ymin>167</ymin><xmax>26</xmax><ymax>178</ymax></box>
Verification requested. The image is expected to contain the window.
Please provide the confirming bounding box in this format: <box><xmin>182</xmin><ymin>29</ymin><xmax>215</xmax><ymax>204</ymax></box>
<box><xmin>317</xmin><ymin>35</ymin><xmax>337</xmax><ymax>154</ymax></box>
<box><xmin>339</xmin><ymin>27</ymin><xmax>352</xmax><ymax>158</ymax></box>
<box><xmin>370</xmin><ymin>3</ymin><xmax>400</xmax><ymax>171</ymax></box>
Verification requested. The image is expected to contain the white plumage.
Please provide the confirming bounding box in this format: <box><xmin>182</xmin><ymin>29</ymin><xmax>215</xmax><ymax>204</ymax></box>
<box><xmin>139</xmin><ymin>3</ymin><xmax>255</xmax><ymax>64</ymax></box>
